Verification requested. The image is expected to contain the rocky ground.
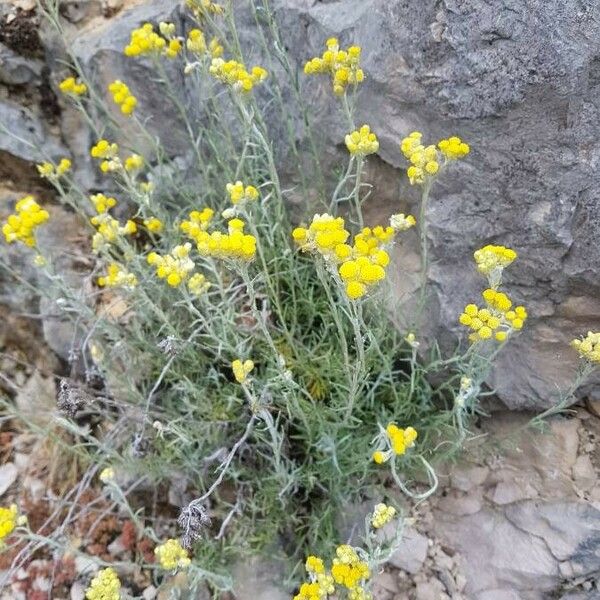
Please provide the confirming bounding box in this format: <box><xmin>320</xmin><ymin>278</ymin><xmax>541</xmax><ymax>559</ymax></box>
<box><xmin>1</xmin><ymin>314</ymin><xmax>599</xmax><ymax>599</ymax></box>
<box><xmin>2</xmin><ymin>0</ymin><xmax>600</xmax><ymax>598</ymax></box>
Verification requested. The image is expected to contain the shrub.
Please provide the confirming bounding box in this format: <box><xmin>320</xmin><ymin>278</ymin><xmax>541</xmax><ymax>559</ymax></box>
<box><xmin>1</xmin><ymin>0</ymin><xmax>598</xmax><ymax>597</ymax></box>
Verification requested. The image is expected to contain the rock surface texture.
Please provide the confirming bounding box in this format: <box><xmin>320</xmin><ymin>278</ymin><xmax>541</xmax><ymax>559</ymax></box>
<box><xmin>1</xmin><ymin>2</ymin><xmax>599</xmax><ymax>407</ymax></box>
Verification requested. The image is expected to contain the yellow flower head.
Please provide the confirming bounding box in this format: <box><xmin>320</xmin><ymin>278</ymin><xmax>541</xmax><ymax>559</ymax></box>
<box><xmin>124</xmin><ymin>23</ymin><xmax>167</xmax><ymax>57</ymax></box>
<box><xmin>2</xmin><ymin>196</ymin><xmax>49</xmax><ymax>248</ymax></box>
<box><xmin>124</xmin><ymin>154</ymin><xmax>144</xmax><ymax>172</ymax></box>
<box><xmin>187</xmin><ymin>28</ymin><xmax>207</xmax><ymax>54</ymax></box>
<box><xmin>380</xmin><ymin>423</ymin><xmax>418</xmax><ymax>456</ymax></box>
<box><xmin>97</xmin><ymin>264</ymin><xmax>137</xmax><ymax>290</ymax></box>
<box><xmin>345</xmin><ymin>125</ymin><xmax>379</xmax><ymax>157</ymax></box>
<box><xmin>185</xmin><ymin>0</ymin><xmax>224</xmax><ymax>18</ymax></box>
<box><xmin>226</xmin><ymin>181</ymin><xmax>259</xmax><ymax>205</ymax></box>
<box><xmin>304</xmin><ymin>38</ymin><xmax>364</xmax><ymax>96</ymax></box>
<box><xmin>90</xmin><ymin>193</ymin><xmax>117</xmax><ymax>214</ymax></box>
<box><xmin>90</xmin><ymin>213</ymin><xmax>136</xmax><ymax>252</ymax></box>
<box><xmin>305</xmin><ymin>555</ymin><xmax>325</xmax><ymax>575</ymax></box>
<box><xmin>143</xmin><ymin>217</ymin><xmax>163</xmax><ymax>233</ymax></box>
<box><xmin>371</xmin><ymin>503</ymin><xmax>396</xmax><ymax>529</ymax></box>
<box><xmin>331</xmin><ymin>544</ymin><xmax>370</xmax><ymax>589</ymax></box>
<box><xmin>187</xmin><ymin>272</ymin><xmax>210</xmax><ymax>296</ymax></box>
<box><xmin>108</xmin><ymin>80</ymin><xmax>137</xmax><ymax>115</ymax></box>
<box><xmin>390</xmin><ymin>213</ymin><xmax>416</xmax><ymax>231</ymax></box>
<box><xmin>187</xmin><ymin>219</ymin><xmax>257</xmax><ymax>262</ymax></box>
<box><xmin>155</xmin><ymin>538</ymin><xmax>191</xmax><ymax>570</ymax></box>
<box><xmin>59</xmin><ymin>76</ymin><xmax>87</xmax><ymax>96</ymax></box>
<box><xmin>571</xmin><ymin>332</ymin><xmax>600</xmax><ymax>364</ymax></box>
<box><xmin>37</xmin><ymin>158</ymin><xmax>71</xmax><ymax>180</ymax></box>
<box><xmin>474</xmin><ymin>244</ymin><xmax>517</xmax><ymax>276</ymax></box>
<box><xmin>99</xmin><ymin>467</ymin><xmax>115</xmax><ymax>483</ymax></box>
<box><xmin>85</xmin><ymin>568</ymin><xmax>121</xmax><ymax>600</ymax></box>
<box><xmin>232</xmin><ymin>359</ymin><xmax>254</xmax><ymax>384</ymax></box>
<box><xmin>209</xmin><ymin>58</ymin><xmax>268</xmax><ymax>93</ymax></box>
<box><xmin>400</xmin><ymin>131</ymin><xmax>469</xmax><ymax>185</ymax></box>
<box><xmin>0</xmin><ymin>505</ymin><xmax>18</xmax><ymax>543</ymax></box>
<box><xmin>438</xmin><ymin>136</ymin><xmax>470</xmax><ymax>159</ymax></box>
<box><xmin>147</xmin><ymin>243</ymin><xmax>195</xmax><ymax>287</ymax></box>
<box><xmin>459</xmin><ymin>289</ymin><xmax>527</xmax><ymax>343</ymax></box>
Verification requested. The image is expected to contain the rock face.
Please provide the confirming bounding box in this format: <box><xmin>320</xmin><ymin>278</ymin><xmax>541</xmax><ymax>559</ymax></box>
<box><xmin>1</xmin><ymin>0</ymin><xmax>599</xmax><ymax>408</ymax></box>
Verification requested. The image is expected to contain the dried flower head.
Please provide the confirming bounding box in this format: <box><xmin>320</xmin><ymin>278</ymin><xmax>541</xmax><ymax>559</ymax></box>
<box><xmin>178</xmin><ymin>502</ymin><xmax>211</xmax><ymax>549</ymax></box>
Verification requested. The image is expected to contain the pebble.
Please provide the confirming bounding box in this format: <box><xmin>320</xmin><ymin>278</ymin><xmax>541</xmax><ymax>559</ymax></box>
<box><xmin>0</xmin><ymin>463</ymin><xmax>18</xmax><ymax>496</ymax></box>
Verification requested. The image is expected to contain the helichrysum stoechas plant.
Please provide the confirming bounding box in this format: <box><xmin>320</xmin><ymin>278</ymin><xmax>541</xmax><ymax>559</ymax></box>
<box><xmin>4</xmin><ymin>0</ymin><xmax>593</xmax><ymax>595</ymax></box>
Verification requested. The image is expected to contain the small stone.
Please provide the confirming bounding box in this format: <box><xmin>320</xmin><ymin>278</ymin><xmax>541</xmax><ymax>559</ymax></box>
<box><xmin>373</xmin><ymin>571</ymin><xmax>398</xmax><ymax>593</ymax></box>
<box><xmin>415</xmin><ymin>579</ymin><xmax>446</xmax><ymax>600</ymax></box>
<box><xmin>70</xmin><ymin>582</ymin><xmax>85</xmax><ymax>600</ymax></box>
<box><xmin>75</xmin><ymin>556</ymin><xmax>97</xmax><ymax>576</ymax></box>
<box><xmin>487</xmin><ymin>481</ymin><xmax>538</xmax><ymax>505</ymax></box>
<box><xmin>572</xmin><ymin>455</ymin><xmax>597</xmax><ymax>491</ymax></box>
<box><xmin>388</xmin><ymin>527</ymin><xmax>429</xmax><ymax>574</ymax></box>
<box><xmin>0</xmin><ymin>463</ymin><xmax>18</xmax><ymax>496</ymax></box>
<box><xmin>142</xmin><ymin>585</ymin><xmax>157</xmax><ymax>600</ymax></box>
<box><xmin>107</xmin><ymin>536</ymin><xmax>127</xmax><ymax>558</ymax></box>
<box><xmin>450</xmin><ymin>466</ymin><xmax>489</xmax><ymax>492</ymax></box>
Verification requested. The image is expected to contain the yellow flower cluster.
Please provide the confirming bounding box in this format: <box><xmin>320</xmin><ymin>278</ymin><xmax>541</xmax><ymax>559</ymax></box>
<box><xmin>459</xmin><ymin>289</ymin><xmax>527</xmax><ymax>343</ymax></box>
<box><xmin>90</xmin><ymin>193</ymin><xmax>117</xmax><ymax>214</ymax></box>
<box><xmin>124</xmin><ymin>23</ymin><xmax>181</xmax><ymax>58</ymax></box>
<box><xmin>331</xmin><ymin>545</ymin><xmax>370</xmax><ymax>592</ymax></box>
<box><xmin>209</xmin><ymin>58</ymin><xmax>268</xmax><ymax>93</ymax></box>
<box><xmin>400</xmin><ymin>132</ymin><xmax>469</xmax><ymax>185</ymax></box>
<box><xmin>184</xmin><ymin>218</ymin><xmax>257</xmax><ymax>261</ymax></box>
<box><xmin>180</xmin><ymin>208</ymin><xmax>214</xmax><ymax>237</ymax></box>
<box><xmin>371</xmin><ymin>503</ymin><xmax>396</xmax><ymax>529</ymax></box>
<box><xmin>293</xmin><ymin>216</ymin><xmax>397</xmax><ymax>299</ymax></box>
<box><xmin>97</xmin><ymin>263</ymin><xmax>138</xmax><ymax>289</ymax></box>
<box><xmin>186</xmin><ymin>0</ymin><xmax>224</xmax><ymax>17</ymax></box>
<box><xmin>295</xmin><ymin>545</ymin><xmax>371</xmax><ymax>600</ymax></box>
<box><xmin>59</xmin><ymin>76</ymin><xmax>87</xmax><ymax>96</ymax></box>
<box><xmin>85</xmin><ymin>568</ymin><xmax>121</xmax><ymax>600</ymax></box>
<box><xmin>99</xmin><ymin>467</ymin><xmax>114</xmax><ymax>483</ymax></box>
<box><xmin>232</xmin><ymin>359</ymin><xmax>254</xmax><ymax>383</ymax></box>
<box><xmin>188</xmin><ymin>272</ymin><xmax>210</xmax><ymax>296</ymax></box>
<box><xmin>154</xmin><ymin>538</ymin><xmax>191</xmax><ymax>570</ymax></box>
<box><xmin>2</xmin><ymin>196</ymin><xmax>49</xmax><ymax>247</ymax></box>
<box><xmin>124</xmin><ymin>154</ymin><xmax>144</xmax><ymax>172</ymax></box>
<box><xmin>147</xmin><ymin>243</ymin><xmax>195</xmax><ymax>287</ymax></box>
<box><xmin>345</xmin><ymin>125</ymin><xmax>379</xmax><ymax>157</ymax></box>
<box><xmin>372</xmin><ymin>424</ymin><xmax>418</xmax><ymax>464</ymax></box>
<box><xmin>292</xmin><ymin>213</ymin><xmax>350</xmax><ymax>261</ymax></box>
<box><xmin>304</xmin><ymin>38</ymin><xmax>364</xmax><ymax>96</ymax></box>
<box><xmin>0</xmin><ymin>505</ymin><xmax>18</xmax><ymax>543</ymax></box>
<box><xmin>90</xmin><ymin>213</ymin><xmax>137</xmax><ymax>252</ymax></box>
<box><xmin>438</xmin><ymin>136</ymin><xmax>471</xmax><ymax>160</ymax></box>
<box><xmin>226</xmin><ymin>181</ymin><xmax>259</xmax><ymax>205</ymax></box>
<box><xmin>144</xmin><ymin>217</ymin><xmax>163</xmax><ymax>233</ymax></box>
<box><xmin>108</xmin><ymin>80</ymin><xmax>137</xmax><ymax>115</ymax></box>
<box><xmin>37</xmin><ymin>158</ymin><xmax>71</xmax><ymax>180</ymax></box>
<box><xmin>459</xmin><ymin>243</ymin><xmax>527</xmax><ymax>342</ymax></box>
<box><xmin>186</xmin><ymin>29</ymin><xmax>223</xmax><ymax>58</ymax></box>
<box><xmin>90</xmin><ymin>139</ymin><xmax>120</xmax><ymax>173</ymax></box>
<box><xmin>474</xmin><ymin>244</ymin><xmax>517</xmax><ymax>276</ymax></box>
<box><xmin>389</xmin><ymin>213</ymin><xmax>416</xmax><ymax>232</ymax></box>
<box><xmin>571</xmin><ymin>332</ymin><xmax>600</xmax><ymax>364</ymax></box>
